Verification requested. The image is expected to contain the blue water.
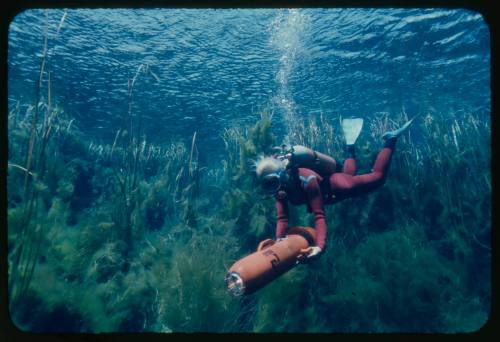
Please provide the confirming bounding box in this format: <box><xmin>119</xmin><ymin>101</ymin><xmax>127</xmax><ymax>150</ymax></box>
<box><xmin>8</xmin><ymin>8</ymin><xmax>490</xmax><ymax>160</ymax></box>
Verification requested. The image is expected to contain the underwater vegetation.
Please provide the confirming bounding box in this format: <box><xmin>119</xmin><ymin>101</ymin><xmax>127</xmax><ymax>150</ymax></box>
<box><xmin>7</xmin><ymin>11</ymin><xmax>490</xmax><ymax>334</ymax></box>
<box><xmin>7</xmin><ymin>98</ymin><xmax>491</xmax><ymax>332</ymax></box>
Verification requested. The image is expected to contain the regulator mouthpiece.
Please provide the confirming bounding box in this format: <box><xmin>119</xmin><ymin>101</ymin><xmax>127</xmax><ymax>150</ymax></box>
<box><xmin>225</xmin><ymin>272</ymin><xmax>246</xmax><ymax>296</ymax></box>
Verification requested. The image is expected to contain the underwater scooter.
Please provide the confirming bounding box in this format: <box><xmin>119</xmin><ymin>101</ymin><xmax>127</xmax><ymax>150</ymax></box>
<box><xmin>225</xmin><ymin>226</ymin><xmax>316</xmax><ymax>296</ymax></box>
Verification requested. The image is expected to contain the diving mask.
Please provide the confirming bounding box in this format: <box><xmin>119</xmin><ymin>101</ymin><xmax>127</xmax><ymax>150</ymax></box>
<box><xmin>262</xmin><ymin>170</ymin><xmax>288</xmax><ymax>194</ymax></box>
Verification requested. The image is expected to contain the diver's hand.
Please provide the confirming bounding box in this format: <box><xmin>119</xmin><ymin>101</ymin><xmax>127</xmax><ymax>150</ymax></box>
<box><xmin>297</xmin><ymin>246</ymin><xmax>322</xmax><ymax>263</ymax></box>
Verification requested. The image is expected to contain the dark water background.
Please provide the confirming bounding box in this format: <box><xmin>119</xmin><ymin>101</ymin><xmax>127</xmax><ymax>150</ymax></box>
<box><xmin>7</xmin><ymin>8</ymin><xmax>491</xmax><ymax>333</ymax></box>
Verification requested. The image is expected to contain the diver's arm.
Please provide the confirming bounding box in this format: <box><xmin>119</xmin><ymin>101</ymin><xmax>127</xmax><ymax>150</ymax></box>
<box><xmin>305</xmin><ymin>178</ymin><xmax>327</xmax><ymax>250</ymax></box>
<box><xmin>275</xmin><ymin>198</ymin><xmax>289</xmax><ymax>239</ymax></box>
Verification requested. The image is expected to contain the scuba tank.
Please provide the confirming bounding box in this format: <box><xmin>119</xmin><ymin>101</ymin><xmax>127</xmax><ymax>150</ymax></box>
<box><xmin>275</xmin><ymin>144</ymin><xmax>337</xmax><ymax>177</ymax></box>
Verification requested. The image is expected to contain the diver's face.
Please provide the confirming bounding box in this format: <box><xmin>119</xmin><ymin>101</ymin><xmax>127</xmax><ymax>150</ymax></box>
<box><xmin>261</xmin><ymin>173</ymin><xmax>281</xmax><ymax>194</ymax></box>
<box><xmin>261</xmin><ymin>170</ymin><xmax>289</xmax><ymax>195</ymax></box>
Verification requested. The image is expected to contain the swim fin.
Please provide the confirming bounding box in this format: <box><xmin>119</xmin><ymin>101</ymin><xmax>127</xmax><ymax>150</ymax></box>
<box><xmin>342</xmin><ymin>118</ymin><xmax>364</xmax><ymax>145</ymax></box>
<box><xmin>382</xmin><ymin>115</ymin><xmax>418</xmax><ymax>140</ymax></box>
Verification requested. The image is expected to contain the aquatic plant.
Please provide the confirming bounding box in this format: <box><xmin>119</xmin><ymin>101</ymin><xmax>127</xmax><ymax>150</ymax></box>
<box><xmin>252</xmin><ymin>265</ymin><xmax>311</xmax><ymax>332</ymax></box>
<box><xmin>8</xmin><ymin>105</ymin><xmax>490</xmax><ymax>332</ymax></box>
<box><xmin>158</xmin><ymin>231</ymin><xmax>243</xmax><ymax>332</ymax></box>
<box><xmin>219</xmin><ymin>111</ymin><xmax>279</xmax><ymax>250</ymax></box>
<box><xmin>8</xmin><ymin>10</ymin><xmax>71</xmax><ymax>306</ymax></box>
<box><xmin>8</xmin><ymin>55</ymin><xmax>490</xmax><ymax>333</ymax></box>
<box><xmin>94</xmin><ymin>61</ymin><xmax>195</xmax><ymax>261</ymax></box>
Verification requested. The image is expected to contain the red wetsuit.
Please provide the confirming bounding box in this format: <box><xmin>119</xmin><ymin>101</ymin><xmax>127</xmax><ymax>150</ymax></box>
<box><xmin>275</xmin><ymin>141</ymin><xmax>396</xmax><ymax>250</ymax></box>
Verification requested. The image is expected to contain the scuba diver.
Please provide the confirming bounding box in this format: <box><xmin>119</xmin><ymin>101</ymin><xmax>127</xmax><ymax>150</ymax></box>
<box><xmin>254</xmin><ymin>116</ymin><xmax>416</xmax><ymax>261</ymax></box>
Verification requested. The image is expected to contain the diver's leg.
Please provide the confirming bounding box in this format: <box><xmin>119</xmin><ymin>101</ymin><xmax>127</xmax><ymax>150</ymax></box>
<box><xmin>332</xmin><ymin>116</ymin><xmax>416</xmax><ymax>196</ymax></box>
<box><xmin>330</xmin><ymin>138</ymin><xmax>396</xmax><ymax>196</ymax></box>
<box><xmin>341</xmin><ymin>118</ymin><xmax>363</xmax><ymax>176</ymax></box>
<box><xmin>357</xmin><ymin>137</ymin><xmax>397</xmax><ymax>190</ymax></box>
<box><xmin>342</xmin><ymin>145</ymin><xmax>357</xmax><ymax>176</ymax></box>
